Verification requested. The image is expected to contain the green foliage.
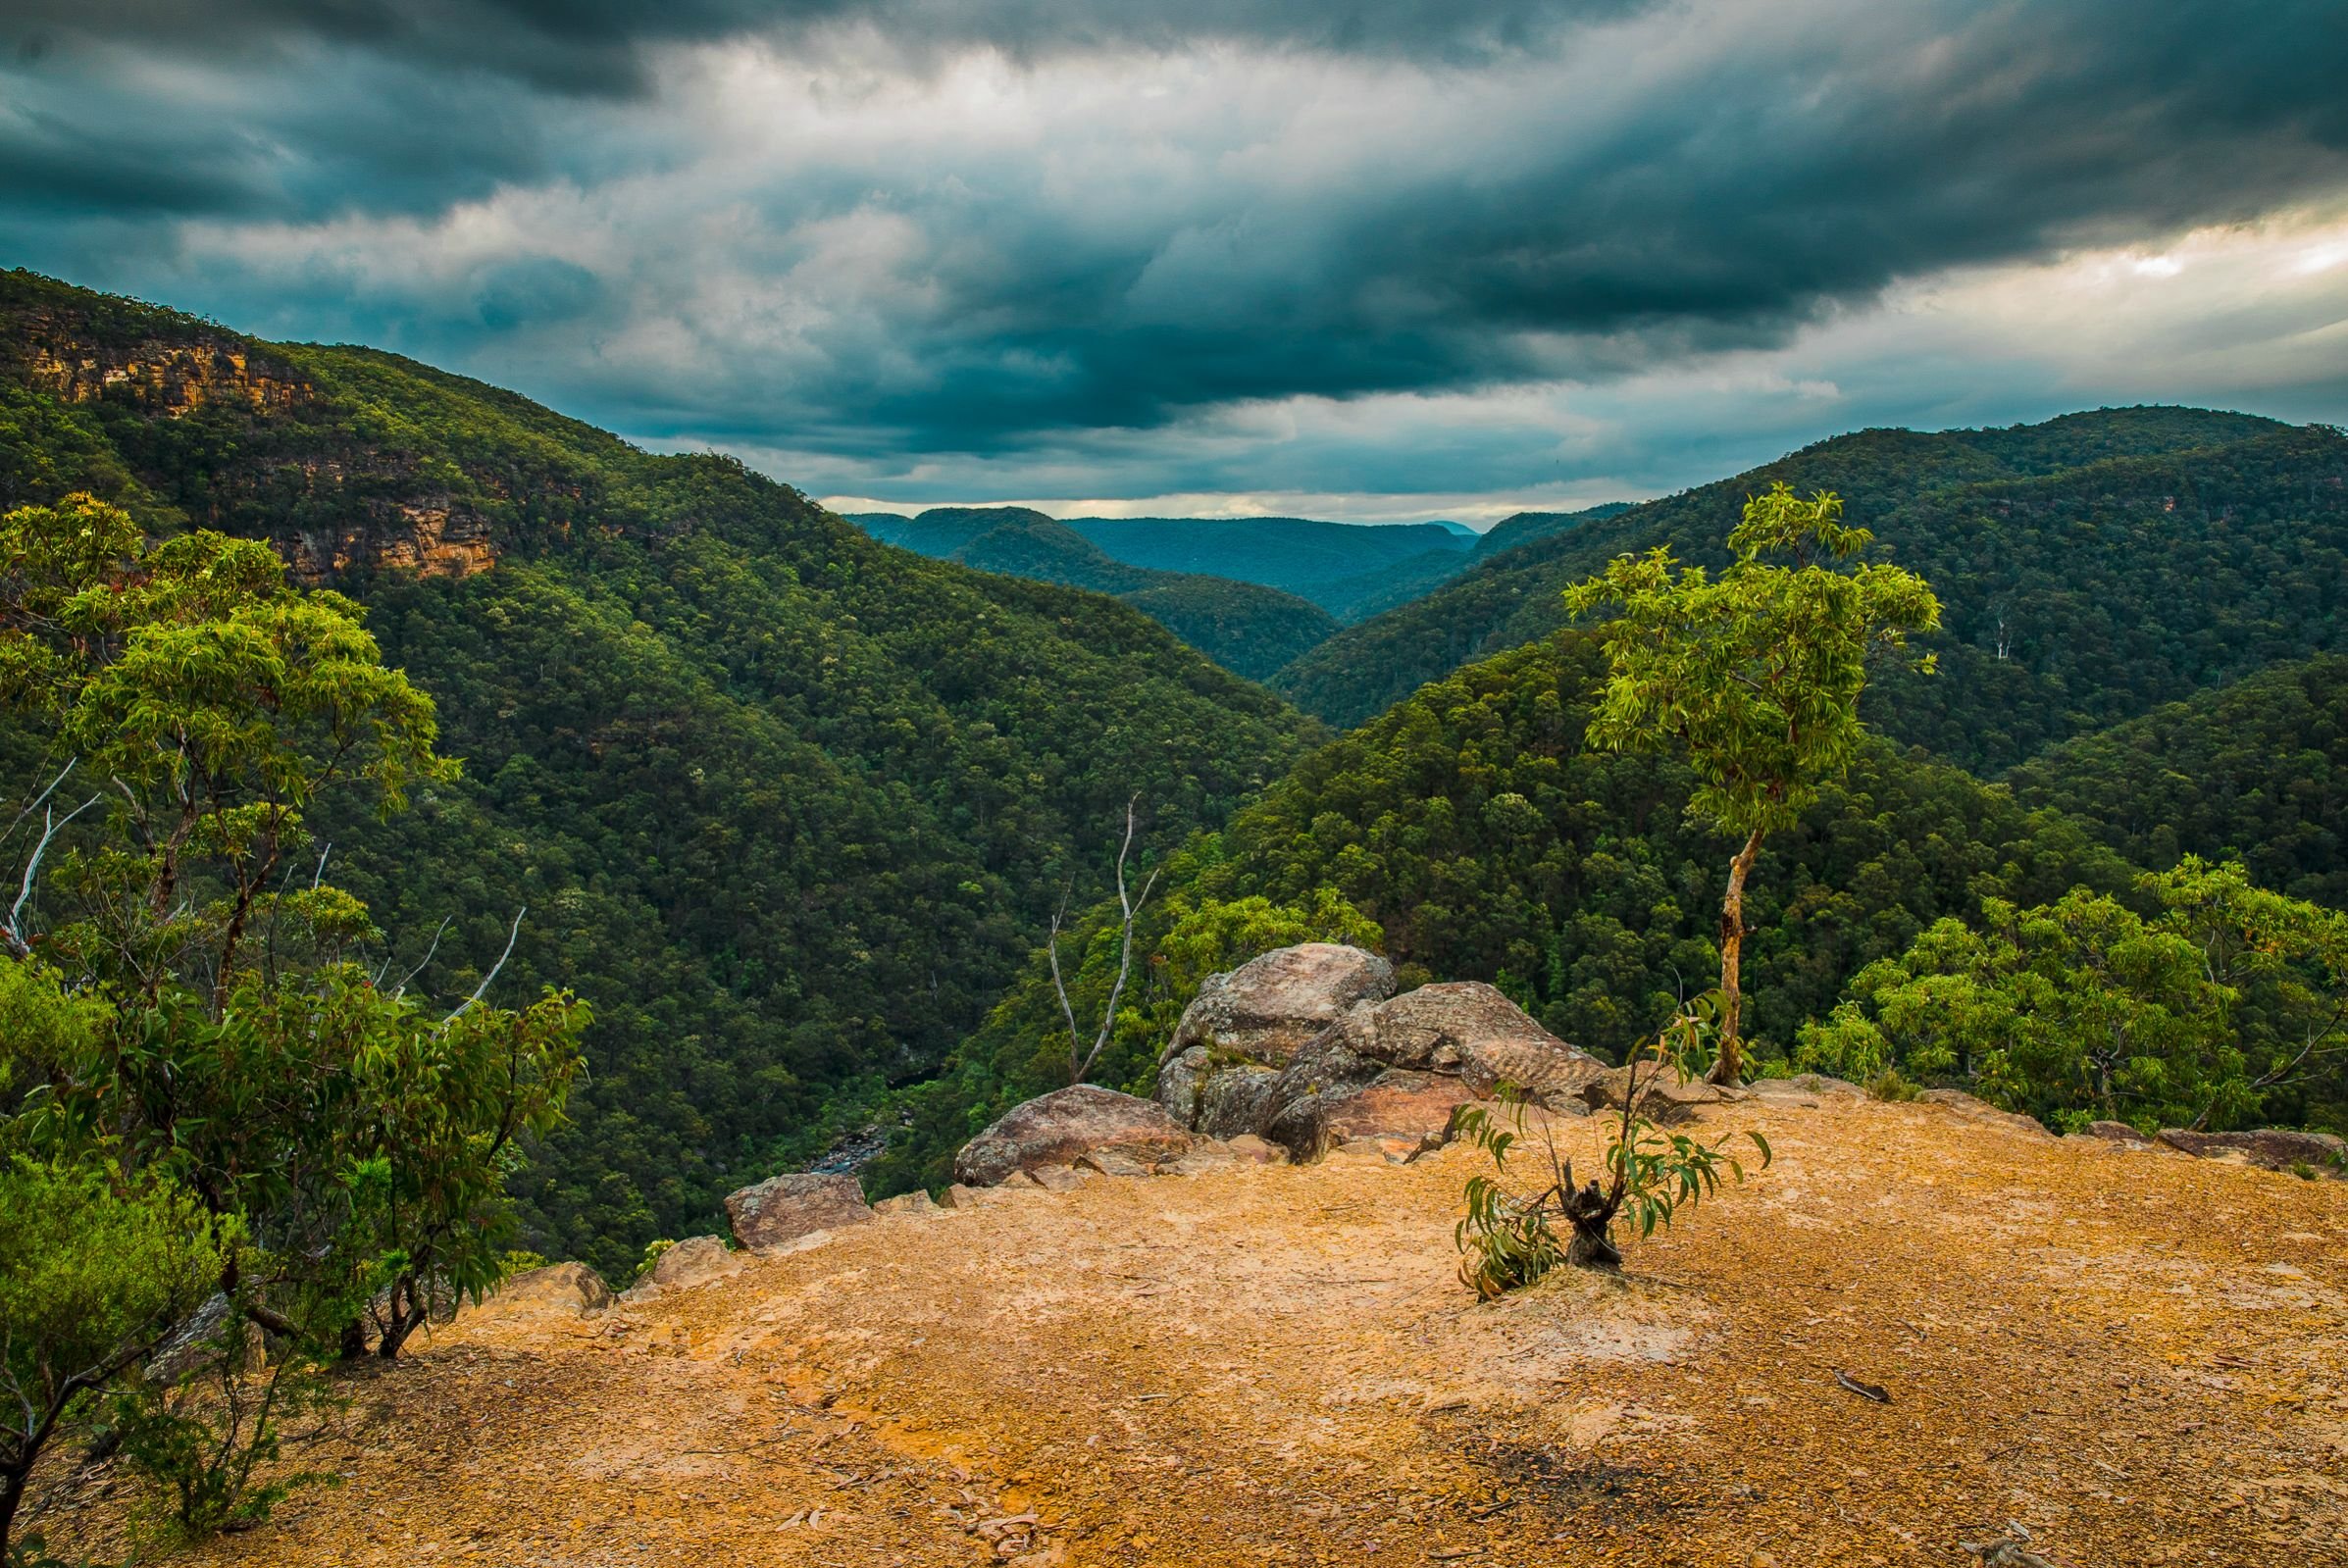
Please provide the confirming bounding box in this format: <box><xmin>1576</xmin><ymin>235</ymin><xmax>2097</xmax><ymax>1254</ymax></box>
<box><xmin>849</xmin><ymin>508</ymin><xmax>1343</xmax><ymax>680</ymax></box>
<box><xmin>110</xmin><ymin>1340</ymin><xmax>340</xmax><ymax>1543</ymax></box>
<box><xmin>1797</xmin><ymin>858</ymin><xmax>2348</xmax><ymax>1132</ymax></box>
<box><xmin>2007</xmin><ymin>655</ymin><xmax>2348</xmax><ymax>909</ymax></box>
<box><xmin>632</xmin><ymin>1239</ymin><xmax>676</xmax><ymax>1285</ymax></box>
<box><xmin>1561</xmin><ymin>482</ymin><xmax>1940</xmax><ymax>1080</ymax></box>
<box><xmin>1275</xmin><ymin>411</ymin><xmax>2347</xmax><ymax>776</ymax></box>
<box><xmin>1564</xmin><ymin>484</ymin><xmax>1942</xmax><ymax>840</ymax></box>
<box><xmin>0</xmin><ymin>482</ymin><xmax>591</xmax><ymax>1553</ymax></box>
<box><xmin>0</xmin><ymin>1154</ymin><xmax>223</xmax><ymax>1554</ymax></box>
<box><xmin>0</xmin><ymin>270</ymin><xmax>1320</xmax><ymax>1276</ymax></box>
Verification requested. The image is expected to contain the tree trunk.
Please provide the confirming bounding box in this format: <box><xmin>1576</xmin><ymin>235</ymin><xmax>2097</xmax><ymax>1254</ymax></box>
<box><xmin>1560</xmin><ymin>1180</ymin><xmax>1622</xmax><ymax>1270</ymax></box>
<box><xmin>2</xmin><ymin>1463</ymin><xmax>26</xmax><ymax>1566</ymax></box>
<box><xmin>1711</xmin><ymin>828</ymin><xmax>1767</xmax><ymax>1087</ymax></box>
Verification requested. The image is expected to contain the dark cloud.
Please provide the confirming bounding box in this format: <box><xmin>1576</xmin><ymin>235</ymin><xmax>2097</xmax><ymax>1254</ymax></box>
<box><xmin>3</xmin><ymin>0</ymin><xmax>1647</xmax><ymax>94</ymax></box>
<box><xmin>0</xmin><ymin>0</ymin><xmax>2341</xmax><ymax>503</ymax></box>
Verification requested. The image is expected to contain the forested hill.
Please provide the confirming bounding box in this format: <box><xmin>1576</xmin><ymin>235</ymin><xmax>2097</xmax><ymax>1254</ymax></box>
<box><xmin>2007</xmin><ymin>654</ymin><xmax>2348</xmax><ymax>909</ymax></box>
<box><xmin>1269</xmin><ymin>408</ymin><xmax>2334</xmax><ymax>759</ymax></box>
<box><xmin>847</xmin><ymin>507</ymin><xmax>1340</xmax><ymax>680</ymax></box>
<box><xmin>872</xmin><ymin>630</ymin><xmax>2142</xmax><ymax>1191</ymax></box>
<box><xmin>1061</xmin><ymin>513</ymin><xmax>1474</xmax><ymax>616</ymax></box>
<box><xmin>0</xmin><ymin>269</ymin><xmax>1321</xmax><ymax>1276</ymax></box>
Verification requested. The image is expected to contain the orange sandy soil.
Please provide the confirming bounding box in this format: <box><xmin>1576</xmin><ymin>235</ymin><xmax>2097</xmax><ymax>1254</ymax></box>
<box><xmin>35</xmin><ymin>1090</ymin><xmax>2348</xmax><ymax>1567</ymax></box>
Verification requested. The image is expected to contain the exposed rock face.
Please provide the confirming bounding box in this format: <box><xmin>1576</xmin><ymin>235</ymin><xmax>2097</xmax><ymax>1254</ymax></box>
<box><xmin>1158</xmin><ymin>964</ymin><xmax>1595</xmax><ymax>1161</ymax></box>
<box><xmin>1265</xmin><ymin>1068</ymin><xmax>1477</xmax><ymax>1160</ymax></box>
<box><xmin>2158</xmin><ymin>1127</ymin><xmax>2345</xmax><ymax>1174</ymax></box>
<box><xmin>1169</xmin><ymin>943</ymin><xmax>1396</xmax><ymax>1066</ymax></box>
<box><xmin>953</xmin><ymin>1084</ymin><xmax>1195</xmax><ymax>1188</ymax></box>
<box><xmin>1576</xmin><ymin>1066</ymin><xmax>1725</xmax><ymax>1127</ymax></box>
<box><xmin>638</xmin><ymin>1236</ymin><xmax>742</xmax><ymax>1293</ymax></box>
<box><xmin>874</xmin><ymin>1190</ymin><xmax>940</xmax><ymax>1216</ymax></box>
<box><xmin>725</xmin><ymin>1173</ymin><xmax>874</xmax><ymax>1250</ymax></box>
<box><xmin>1321</xmin><ymin>982</ymin><xmax>1605</xmax><ymax>1107</ymax></box>
<box><xmin>477</xmin><ymin>1262</ymin><xmax>612</xmax><ymax>1321</ymax></box>
<box><xmin>2086</xmin><ymin>1120</ymin><xmax>2155</xmax><ymax>1145</ymax></box>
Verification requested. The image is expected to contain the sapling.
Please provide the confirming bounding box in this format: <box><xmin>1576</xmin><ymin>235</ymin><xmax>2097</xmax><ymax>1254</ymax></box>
<box><xmin>1455</xmin><ymin>994</ymin><xmax>1769</xmax><ymax>1298</ymax></box>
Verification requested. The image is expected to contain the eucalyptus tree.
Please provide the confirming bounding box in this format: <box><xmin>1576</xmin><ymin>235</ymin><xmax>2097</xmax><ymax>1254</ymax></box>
<box><xmin>1565</xmin><ymin>483</ymin><xmax>1940</xmax><ymax>1084</ymax></box>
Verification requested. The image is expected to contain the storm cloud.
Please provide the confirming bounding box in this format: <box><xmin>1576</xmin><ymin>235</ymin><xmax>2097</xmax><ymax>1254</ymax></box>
<box><xmin>3</xmin><ymin>0</ymin><xmax>2343</xmax><ymax>513</ymax></box>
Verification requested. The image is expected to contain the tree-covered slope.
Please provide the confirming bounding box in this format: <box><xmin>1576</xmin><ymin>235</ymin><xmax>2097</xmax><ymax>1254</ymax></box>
<box><xmin>1063</xmin><ymin>514</ymin><xmax>1474</xmax><ymax>613</ymax></box>
<box><xmin>1470</xmin><ymin>501</ymin><xmax>1634</xmax><ymax>559</ymax></box>
<box><xmin>847</xmin><ymin>506</ymin><xmax>1338</xmax><ymax>680</ymax></box>
<box><xmin>1269</xmin><ymin>409</ymin><xmax>2322</xmax><ymax>757</ymax></box>
<box><xmin>0</xmin><ymin>269</ymin><xmax>1322</xmax><ymax>1274</ymax></box>
<box><xmin>875</xmin><ymin>631</ymin><xmax>2138</xmax><ymax>1189</ymax></box>
<box><xmin>2006</xmin><ymin>655</ymin><xmax>2348</xmax><ymax>910</ymax></box>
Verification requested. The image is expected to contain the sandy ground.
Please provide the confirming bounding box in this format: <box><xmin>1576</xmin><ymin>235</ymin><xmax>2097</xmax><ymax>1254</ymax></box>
<box><xmin>34</xmin><ymin>1088</ymin><xmax>2348</xmax><ymax>1567</ymax></box>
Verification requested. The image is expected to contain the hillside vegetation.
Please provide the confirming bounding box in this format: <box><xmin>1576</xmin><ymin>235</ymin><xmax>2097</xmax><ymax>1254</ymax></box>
<box><xmin>1271</xmin><ymin>410</ymin><xmax>2341</xmax><ymax>771</ymax></box>
<box><xmin>2008</xmin><ymin>654</ymin><xmax>2348</xmax><ymax>909</ymax></box>
<box><xmin>1064</xmin><ymin>513</ymin><xmax>1474</xmax><ymax>617</ymax></box>
<box><xmin>849</xmin><ymin>507</ymin><xmax>1341</xmax><ymax>679</ymax></box>
<box><xmin>874</xmin><ymin>632</ymin><xmax>2143</xmax><ymax>1191</ymax></box>
<box><xmin>0</xmin><ymin>270</ymin><xmax>1320</xmax><ymax>1275</ymax></box>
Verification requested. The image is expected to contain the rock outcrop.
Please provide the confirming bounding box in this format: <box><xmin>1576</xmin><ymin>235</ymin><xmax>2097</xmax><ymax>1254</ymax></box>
<box><xmin>1321</xmin><ymin>982</ymin><xmax>1605</xmax><ymax>1106</ymax></box>
<box><xmin>633</xmin><ymin>1235</ymin><xmax>743</xmax><ymax>1294</ymax></box>
<box><xmin>2157</xmin><ymin>1127</ymin><xmax>2345</xmax><ymax>1174</ymax></box>
<box><xmin>954</xmin><ymin>1084</ymin><xmax>1195</xmax><ymax>1188</ymax></box>
<box><xmin>1264</xmin><ymin>1066</ymin><xmax>1477</xmax><ymax>1160</ymax></box>
<box><xmin>725</xmin><ymin>1172</ymin><xmax>875</xmax><ymax>1250</ymax></box>
<box><xmin>1576</xmin><ymin>1065</ymin><xmax>1728</xmax><ymax>1127</ymax></box>
<box><xmin>1157</xmin><ymin>944</ymin><xmax>1397</xmax><ymax>1129</ymax></box>
<box><xmin>477</xmin><ymin>1262</ymin><xmax>612</xmax><ymax>1321</ymax></box>
<box><xmin>1158</xmin><ymin>960</ymin><xmax>1599</xmax><ymax>1161</ymax></box>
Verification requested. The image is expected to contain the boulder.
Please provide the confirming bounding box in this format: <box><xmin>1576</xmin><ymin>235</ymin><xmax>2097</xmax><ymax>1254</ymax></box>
<box><xmin>1576</xmin><ymin>1066</ymin><xmax>1725</xmax><ymax>1127</ymax></box>
<box><xmin>725</xmin><ymin>1172</ymin><xmax>874</xmax><ymax>1250</ymax></box>
<box><xmin>1167</xmin><ymin>943</ymin><xmax>1396</xmax><ymax>1067</ymax></box>
<box><xmin>638</xmin><ymin>1236</ymin><xmax>742</xmax><ymax>1293</ymax></box>
<box><xmin>1157</xmin><ymin>1047</ymin><xmax>1286</xmax><ymax>1139</ymax></box>
<box><xmin>1265</xmin><ymin>1068</ymin><xmax>1477</xmax><ymax>1160</ymax></box>
<box><xmin>874</xmin><ymin>1189</ymin><xmax>941</xmax><ymax>1216</ymax></box>
<box><xmin>476</xmin><ymin>1262</ymin><xmax>612</xmax><ymax>1322</ymax></box>
<box><xmin>2085</xmin><ymin>1120</ymin><xmax>2155</xmax><ymax>1145</ymax></box>
<box><xmin>2157</xmin><ymin>1127</ymin><xmax>2346</xmax><ymax>1174</ymax></box>
<box><xmin>953</xmin><ymin>1085</ymin><xmax>1194</xmax><ymax>1188</ymax></box>
<box><xmin>1226</xmin><ymin>1134</ymin><xmax>1290</xmax><ymax>1166</ymax></box>
<box><xmin>1323</xmin><ymin>983</ymin><xmax>1606</xmax><ymax>1107</ymax></box>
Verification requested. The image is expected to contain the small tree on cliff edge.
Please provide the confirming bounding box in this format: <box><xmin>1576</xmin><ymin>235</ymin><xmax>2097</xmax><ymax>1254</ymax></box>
<box><xmin>1565</xmin><ymin>483</ymin><xmax>1939</xmax><ymax>1085</ymax></box>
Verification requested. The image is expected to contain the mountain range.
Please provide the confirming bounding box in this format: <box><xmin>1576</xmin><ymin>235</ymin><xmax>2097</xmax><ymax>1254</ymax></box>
<box><xmin>6</xmin><ymin>267</ymin><xmax>2345</xmax><ymax>1270</ymax></box>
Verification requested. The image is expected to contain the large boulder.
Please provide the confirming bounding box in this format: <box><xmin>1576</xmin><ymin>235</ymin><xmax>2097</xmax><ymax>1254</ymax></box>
<box><xmin>1321</xmin><ymin>982</ymin><xmax>1605</xmax><ymax>1107</ymax></box>
<box><xmin>1169</xmin><ymin>943</ymin><xmax>1397</xmax><ymax>1066</ymax></box>
<box><xmin>725</xmin><ymin>1172</ymin><xmax>874</xmax><ymax>1250</ymax></box>
<box><xmin>954</xmin><ymin>1084</ymin><xmax>1195</xmax><ymax>1188</ymax></box>
<box><xmin>473</xmin><ymin>1262</ymin><xmax>612</xmax><ymax>1322</ymax></box>
<box><xmin>632</xmin><ymin>1235</ymin><xmax>742</xmax><ymax>1295</ymax></box>
<box><xmin>2157</xmin><ymin>1127</ymin><xmax>2345</xmax><ymax>1174</ymax></box>
<box><xmin>1576</xmin><ymin>1066</ymin><xmax>1726</xmax><ymax>1127</ymax></box>
<box><xmin>1264</xmin><ymin>1067</ymin><xmax>1477</xmax><ymax>1161</ymax></box>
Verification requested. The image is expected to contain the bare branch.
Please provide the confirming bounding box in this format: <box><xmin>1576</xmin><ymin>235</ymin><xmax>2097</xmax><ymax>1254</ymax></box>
<box><xmin>391</xmin><ymin>915</ymin><xmax>453</xmax><ymax>1000</ymax></box>
<box><xmin>4</xmin><ymin>789</ymin><xmax>99</xmax><ymax>958</ymax></box>
<box><xmin>443</xmin><ymin>907</ymin><xmax>526</xmax><ymax>1025</ymax></box>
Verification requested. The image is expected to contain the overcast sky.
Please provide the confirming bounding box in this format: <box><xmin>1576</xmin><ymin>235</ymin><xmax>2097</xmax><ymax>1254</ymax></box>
<box><xmin>6</xmin><ymin>1</ymin><xmax>2345</xmax><ymax>524</ymax></box>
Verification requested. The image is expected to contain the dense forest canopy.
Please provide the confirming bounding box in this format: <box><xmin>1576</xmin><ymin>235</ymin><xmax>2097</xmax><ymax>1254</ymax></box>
<box><xmin>10</xmin><ymin>266</ymin><xmax>2348</xmax><ymax>1269</ymax></box>
<box><xmin>0</xmin><ymin>270</ymin><xmax>1319</xmax><ymax>1276</ymax></box>
<box><xmin>1271</xmin><ymin>410</ymin><xmax>2343</xmax><ymax>770</ymax></box>
<box><xmin>845</xmin><ymin>507</ymin><xmax>1341</xmax><ymax>680</ymax></box>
